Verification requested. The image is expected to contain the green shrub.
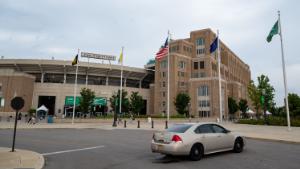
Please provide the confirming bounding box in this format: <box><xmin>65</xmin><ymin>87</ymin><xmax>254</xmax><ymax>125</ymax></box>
<box><xmin>237</xmin><ymin>116</ymin><xmax>300</xmax><ymax>127</ymax></box>
<box><xmin>28</xmin><ymin>108</ymin><xmax>36</xmax><ymax>116</ymax></box>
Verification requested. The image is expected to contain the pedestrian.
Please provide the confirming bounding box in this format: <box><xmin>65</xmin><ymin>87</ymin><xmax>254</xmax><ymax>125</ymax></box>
<box><xmin>27</xmin><ymin>116</ymin><xmax>32</xmax><ymax>124</ymax></box>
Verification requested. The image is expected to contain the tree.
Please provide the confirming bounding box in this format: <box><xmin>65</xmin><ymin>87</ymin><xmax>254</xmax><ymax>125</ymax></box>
<box><xmin>129</xmin><ymin>92</ymin><xmax>144</xmax><ymax>117</ymax></box>
<box><xmin>174</xmin><ymin>93</ymin><xmax>190</xmax><ymax>116</ymax></box>
<box><xmin>288</xmin><ymin>93</ymin><xmax>300</xmax><ymax>117</ymax></box>
<box><xmin>109</xmin><ymin>89</ymin><xmax>129</xmax><ymax>114</ymax></box>
<box><xmin>239</xmin><ymin>99</ymin><xmax>248</xmax><ymax>118</ymax></box>
<box><xmin>257</xmin><ymin>75</ymin><xmax>276</xmax><ymax>112</ymax></box>
<box><xmin>248</xmin><ymin>80</ymin><xmax>261</xmax><ymax>117</ymax></box>
<box><xmin>228</xmin><ymin>97</ymin><xmax>238</xmax><ymax>119</ymax></box>
<box><xmin>248</xmin><ymin>75</ymin><xmax>276</xmax><ymax>119</ymax></box>
<box><xmin>79</xmin><ymin>88</ymin><xmax>95</xmax><ymax>115</ymax></box>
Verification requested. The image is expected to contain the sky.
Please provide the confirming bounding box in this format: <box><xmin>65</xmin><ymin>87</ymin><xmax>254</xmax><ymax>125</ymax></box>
<box><xmin>0</xmin><ymin>0</ymin><xmax>299</xmax><ymax>106</ymax></box>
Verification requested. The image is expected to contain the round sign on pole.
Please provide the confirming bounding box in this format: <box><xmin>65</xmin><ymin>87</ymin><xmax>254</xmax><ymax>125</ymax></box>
<box><xmin>11</xmin><ymin>97</ymin><xmax>25</xmax><ymax>111</ymax></box>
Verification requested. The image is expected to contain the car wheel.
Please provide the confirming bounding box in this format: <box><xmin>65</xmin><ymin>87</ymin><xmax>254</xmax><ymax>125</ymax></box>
<box><xmin>233</xmin><ymin>137</ymin><xmax>244</xmax><ymax>153</ymax></box>
<box><xmin>189</xmin><ymin>144</ymin><xmax>203</xmax><ymax>161</ymax></box>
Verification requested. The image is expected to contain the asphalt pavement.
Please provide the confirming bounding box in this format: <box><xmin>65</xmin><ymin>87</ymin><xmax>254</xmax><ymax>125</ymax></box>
<box><xmin>0</xmin><ymin>128</ymin><xmax>299</xmax><ymax>169</ymax></box>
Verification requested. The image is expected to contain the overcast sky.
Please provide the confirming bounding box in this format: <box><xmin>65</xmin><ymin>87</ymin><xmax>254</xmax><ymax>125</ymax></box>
<box><xmin>0</xmin><ymin>0</ymin><xmax>299</xmax><ymax>106</ymax></box>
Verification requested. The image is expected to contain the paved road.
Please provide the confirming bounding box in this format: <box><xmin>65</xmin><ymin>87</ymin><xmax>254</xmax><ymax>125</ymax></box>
<box><xmin>0</xmin><ymin>128</ymin><xmax>299</xmax><ymax>169</ymax></box>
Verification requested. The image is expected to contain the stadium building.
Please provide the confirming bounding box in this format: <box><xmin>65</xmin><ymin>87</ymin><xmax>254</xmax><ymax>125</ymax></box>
<box><xmin>0</xmin><ymin>59</ymin><xmax>154</xmax><ymax>117</ymax></box>
<box><xmin>0</xmin><ymin>28</ymin><xmax>251</xmax><ymax>119</ymax></box>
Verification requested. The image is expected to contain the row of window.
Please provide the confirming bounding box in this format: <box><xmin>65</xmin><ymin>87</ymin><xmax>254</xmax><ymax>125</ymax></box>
<box><xmin>183</xmin><ymin>46</ymin><xmax>192</xmax><ymax>53</ymax></box>
<box><xmin>192</xmin><ymin>72</ymin><xmax>206</xmax><ymax>78</ymax></box>
<box><xmin>178</xmin><ymin>81</ymin><xmax>186</xmax><ymax>87</ymax></box>
<box><xmin>196</xmin><ymin>48</ymin><xmax>205</xmax><ymax>55</ymax></box>
<box><xmin>198</xmin><ymin>85</ymin><xmax>209</xmax><ymax>96</ymax></box>
<box><xmin>178</xmin><ymin>61</ymin><xmax>186</xmax><ymax>69</ymax></box>
<box><xmin>196</xmin><ymin>38</ymin><xmax>205</xmax><ymax>46</ymax></box>
<box><xmin>198</xmin><ymin>100</ymin><xmax>210</xmax><ymax>107</ymax></box>
<box><xmin>199</xmin><ymin>111</ymin><xmax>210</xmax><ymax>118</ymax></box>
<box><xmin>170</xmin><ymin>46</ymin><xmax>179</xmax><ymax>52</ymax></box>
<box><xmin>194</xmin><ymin>61</ymin><xmax>205</xmax><ymax>70</ymax></box>
<box><xmin>178</xmin><ymin>71</ymin><xmax>185</xmax><ymax>77</ymax></box>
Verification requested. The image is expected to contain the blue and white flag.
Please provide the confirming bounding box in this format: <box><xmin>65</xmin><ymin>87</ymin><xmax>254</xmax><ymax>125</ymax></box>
<box><xmin>210</xmin><ymin>37</ymin><xmax>218</xmax><ymax>53</ymax></box>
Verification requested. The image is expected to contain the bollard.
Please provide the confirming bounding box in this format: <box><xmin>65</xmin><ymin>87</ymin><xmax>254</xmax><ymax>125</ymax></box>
<box><xmin>124</xmin><ymin>120</ymin><xmax>127</xmax><ymax>128</ymax></box>
<box><xmin>137</xmin><ymin>120</ymin><xmax>140</xmax><ymax>128</ymax></box>
<box><xmin>151</xmin><ymin>120</ymin><xmax>154</xmax><ymax>128</ymax></box>
<box><xmin>165</xmin><ymin>120</ymin><xmax>168</xmax><ymax>129</ymax></box>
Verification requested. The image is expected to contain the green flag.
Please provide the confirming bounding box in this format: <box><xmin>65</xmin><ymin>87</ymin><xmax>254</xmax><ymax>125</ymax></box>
<box><xmin>267</xmin><ymin>20</ymin><xmax>279</xmax><ymax>42</ymax></box>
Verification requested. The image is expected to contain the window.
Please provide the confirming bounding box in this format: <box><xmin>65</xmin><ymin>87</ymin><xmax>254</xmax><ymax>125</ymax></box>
<box><xmin>195</xmin><ymin>124</ymin><xmax>214</xmax><ymax>134</ymax></box>
<box><xmin>212</xmin><ymin>124</ymin><xmax>227</xmax><ymax>133</ymax></box>
<box><xmin>194</xmin><ymin>62</ymin><xmax>198</xmax><ymax>69</ymax></box>
<box><xmin>199</xmin><ymin>72</ymin><xmax>206</xmax><ymax>77</ymax></box>
<box><xmin>160</xmin><ymin>60</ymin><xmax>167</xmax><ymax>68</ymax></box>
<box><xmin>178</xmin><ymin>71</ymin><xmax>184</xmax><ymax>77</ymax></box>
<box><xmin>168</xmin><ymin>124</ymin><xmax>193</xmax><ymax>133</ymax></box>
<box><xmin>162</xmin><ymin>92</ymin><xmax>166</xmax><ymax>97</ymax></box>
<box><xmin>162</xmin><ymin>72</ymin><xmax>166</xmax><ymax>77</ymax></box>
<box><xmin>198</xmin><ymin>100</ymin><xmax>210</xmax><ymax>107</ymax></box>
<box><xmin>196</xmin><ymin>38</ymin><xmax>205</xmax><ymax>46</ymax></box>
<box><xmin>196</xmin><ymin>49</ymin><xmax>205</xmax><ymax>55</ymax></box>
<box><xmin>162</xmin><ymin>101</ymin><xmax>166</xmax><ymax>107</ymax></box>
<box><xmin>198</xmin><ymin>85</ymin><xmax>209</xmax><ymax>96</ymax></box>
<box><xmin>162</xmin><ymin>81</ymin><xmax>166</xmax><ymax>87</ymax></box>
<box><xmin>199</xmin><ymin>111</ymin><xmax>210</xmax><ymax>117</ymax></box>
<box><xmin>178</xmin><ymin>61</ymin><xmax>186</xmax><ymax>69</ymax></box>
<box><xmin>200</xmin><ymin>61</ymin><xmax>205</xmax><ymax>69</ymax></box>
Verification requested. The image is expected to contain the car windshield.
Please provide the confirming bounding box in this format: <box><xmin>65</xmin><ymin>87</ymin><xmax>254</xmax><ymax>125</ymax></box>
<box><xmin>167</xmin><ymin>124</ymin><xmax>193</xmax><ymax>133</ymax></box>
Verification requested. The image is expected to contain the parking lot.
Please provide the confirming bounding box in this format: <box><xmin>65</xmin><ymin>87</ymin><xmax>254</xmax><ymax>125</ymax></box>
<box><xmin>0</xmin><ymin>128</ymin><xmax>300</xmax><ymax>169</ymax></box>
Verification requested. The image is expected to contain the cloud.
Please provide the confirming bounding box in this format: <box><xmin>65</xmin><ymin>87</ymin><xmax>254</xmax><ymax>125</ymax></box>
<box><xmin>0</xmin><ymin>0</ymin><xmax>299</xmax><ymax>106</ymax></box>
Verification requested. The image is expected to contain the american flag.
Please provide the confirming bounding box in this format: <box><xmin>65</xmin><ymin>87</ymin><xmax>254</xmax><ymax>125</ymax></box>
<box><xmin>155</xmin><ymin>37</ymin><xmax>169</xmax><ymax>60</ymax></box>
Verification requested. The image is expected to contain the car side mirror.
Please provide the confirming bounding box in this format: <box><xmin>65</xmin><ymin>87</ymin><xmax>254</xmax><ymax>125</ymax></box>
<box><xmin>225</xmin><ymin>130</ymin><xmax>231</xmax><ymax>133</ymax></box>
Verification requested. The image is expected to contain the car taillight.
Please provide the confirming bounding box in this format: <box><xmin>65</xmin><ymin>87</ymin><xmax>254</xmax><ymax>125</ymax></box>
<box><xmin>172</xmin><ymin>135</ymin><xmax>182</xmax><ymax>142</ymax></box>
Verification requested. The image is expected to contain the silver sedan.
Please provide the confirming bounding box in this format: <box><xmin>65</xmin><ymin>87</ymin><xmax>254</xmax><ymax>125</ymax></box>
<box><xmin>151</xmin><ymin>122</ymin><xmax>245</xmax><ymax>161</ymax></box>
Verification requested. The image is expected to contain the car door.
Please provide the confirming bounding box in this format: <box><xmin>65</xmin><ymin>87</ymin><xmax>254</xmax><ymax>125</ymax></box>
<box><xmin>211</xmin><ymin>124</ymin><xmax>234</xmax><ymax>150</ymax></box>
<box><xmin>194</xmin><ymin>124</ymin><xmax>219</xmax><ymax>153</ymax></box>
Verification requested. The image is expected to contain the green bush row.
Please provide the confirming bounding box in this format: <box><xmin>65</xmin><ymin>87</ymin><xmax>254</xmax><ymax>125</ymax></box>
<box><xmin>237</xmin><ymin>116</ymin><xmax>300</xmax><ymax>127</ymax></box>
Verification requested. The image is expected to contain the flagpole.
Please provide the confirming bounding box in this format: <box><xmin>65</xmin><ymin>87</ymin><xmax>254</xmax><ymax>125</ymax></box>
<box><xmin>72</xmin><ymin>49</ymin><xmax>80</xmax><ymax>124</ymax></box>
<box><xmin>217</xmin><ymin>30</ymin><xmax>223</xmax><ymax>123</ymax></box>
<box><xmin>167</xmin><ymin>31</ymin><xmax>170</xmax><ymax>122</ymax></box>
<box><xmin>119</xmin><ymin>47</ymin><xmax>124</xmax><ymax>118</ymax></box>
<box><xmin>278</xmin><ymin>11</ymin><xmax>291</xmax><ymax>131</ymax></box>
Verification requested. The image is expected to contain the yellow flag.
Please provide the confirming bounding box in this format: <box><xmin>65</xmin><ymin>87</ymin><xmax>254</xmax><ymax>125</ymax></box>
<box><xmin>118</xmin><ymin>50</ymin><xmax>123</xmax><ymax>64</ymax></box>
<box><xmin>72</xmin><ymin>54</ymin><xmax>78</xmax><ymax>66</ymax></box>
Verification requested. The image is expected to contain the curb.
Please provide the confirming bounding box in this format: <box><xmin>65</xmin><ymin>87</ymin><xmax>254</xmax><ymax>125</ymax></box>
<box><xmin>245</xmin><ymin>136</ymin><xmax>300</xmax><ymax>145</ymax></box>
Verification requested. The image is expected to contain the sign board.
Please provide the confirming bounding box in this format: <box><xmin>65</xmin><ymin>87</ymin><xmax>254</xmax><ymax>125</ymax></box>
<box><xmin>93</xmin><ymin>97</ymin><xmax>107</xmax><ymax>106</ymax></box>
<box><xmin>65</xmin><ymin>96</ymin><xmax>107</xmax><ymax>106</ymax></box>
<box><xmin>10</xmin><ymin>97</ymin><xmax>24</xmax><ymax>111</ymax></box>
<box><xmin>65</xmin><ymin>96</ymin><xmax>81</xmax><ymax>106</ymax></box>
<box><xmin>81</xmin><ymin>52</ymin><xmax>116</xmax><ymax>61</ymax></box>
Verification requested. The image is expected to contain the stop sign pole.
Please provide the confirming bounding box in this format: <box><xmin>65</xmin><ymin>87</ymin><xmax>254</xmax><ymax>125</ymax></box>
<box><xmin>10</xmin><ymin>97</ymin><xmax>25</xmax><ymax>152</ymax></box>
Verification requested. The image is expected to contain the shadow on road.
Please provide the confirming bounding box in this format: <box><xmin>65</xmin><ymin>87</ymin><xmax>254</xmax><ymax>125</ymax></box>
<box><xmin>152</xmin><ymin>150</ymin><xmax>237</xmax><ymax>163</ymax></box>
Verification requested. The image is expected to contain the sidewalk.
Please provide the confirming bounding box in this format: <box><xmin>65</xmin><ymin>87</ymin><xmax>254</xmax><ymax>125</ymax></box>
<box><xmin>0</xmin><ymin>147</ymin><xmax>44</xmax><ymax>169</ymax></box>
<box><xmin>1</xmin><ymin>119</ymin><xmax>300</xmax><ymax>143</ymax></box>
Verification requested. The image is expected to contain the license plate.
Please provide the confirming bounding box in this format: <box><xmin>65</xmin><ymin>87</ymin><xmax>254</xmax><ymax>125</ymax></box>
<box><xmin>157</xmin><ymin>145</ymin><xmax>164</xmax><ymax>151</ymax></box>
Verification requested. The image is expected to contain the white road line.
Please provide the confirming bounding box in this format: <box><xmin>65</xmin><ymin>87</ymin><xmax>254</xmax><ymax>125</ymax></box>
<box><xmin>42</xmin><ymin>145</ymin><xmax>105</xmax><ymax>156</ymax></box>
